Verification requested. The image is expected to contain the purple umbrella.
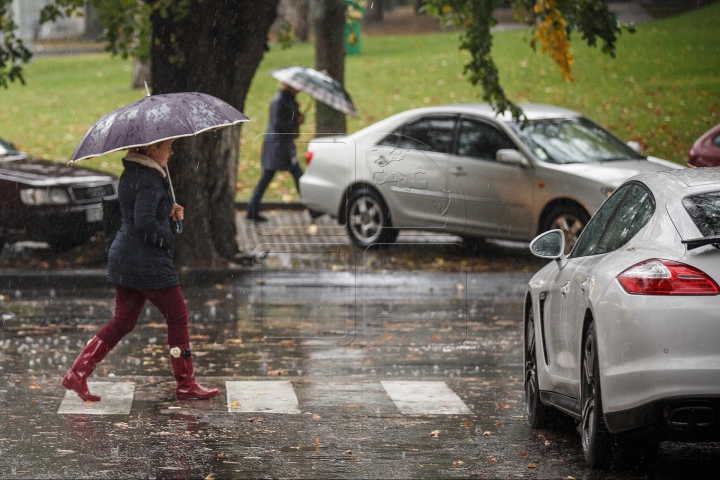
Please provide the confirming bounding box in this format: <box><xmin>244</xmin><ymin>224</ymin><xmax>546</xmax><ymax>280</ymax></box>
<box><xmin>69</xmin><ymin>89</ymin><xmax>249</xmax><ymax>162</ymax></box>
<box><xmin>69</xmin><ymin>88</ymin><xmax>249</xmax><ymax>234</ymax></box>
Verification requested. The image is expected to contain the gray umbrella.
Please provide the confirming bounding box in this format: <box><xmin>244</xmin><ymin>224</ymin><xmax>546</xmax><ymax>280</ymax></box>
<box><xmin>270</xmin><ymin>66</ymin><xmax>358</xmax><ymax>117</ymax></box>
<box><xmin>69</xmin><ymin>90</ymin><xmax>249</xmax><ymax>162</ymax></box>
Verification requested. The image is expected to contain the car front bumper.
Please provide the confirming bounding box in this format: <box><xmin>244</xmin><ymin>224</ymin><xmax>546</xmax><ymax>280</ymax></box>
<box><xmin>0</xmin><ymin>204</ymin><xmax>104</xmax><ymax>245</ymax></box>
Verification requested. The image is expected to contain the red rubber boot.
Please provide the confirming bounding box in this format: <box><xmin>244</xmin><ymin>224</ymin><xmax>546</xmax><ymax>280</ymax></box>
<box><xmin>61</xmin><ymin>336</ymin><xmax>110</xmax><ymax>402</ymax></box>
<box><xmin>169</xmin><ymin>345</ymin><xmax>220</xmax><ymax>400</ymax></box>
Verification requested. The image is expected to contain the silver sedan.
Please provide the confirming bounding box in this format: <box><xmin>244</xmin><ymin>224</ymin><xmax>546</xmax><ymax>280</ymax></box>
<box><xmin>300</xmin><ymin>104</ymin><xmax>682</xmax><ymax>250</ymax></box>
<box><xmin>525</xmin><ymin>167</ymin><xmax>720</xmax><ymax>468</ymax></box>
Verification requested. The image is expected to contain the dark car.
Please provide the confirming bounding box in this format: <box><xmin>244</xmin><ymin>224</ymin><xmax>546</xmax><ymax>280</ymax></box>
<box><xmin>688</xmin><ymin>123</ymin><xmax>720</xmax><ymax>167</ymax></box>
<box><xmin>0</xmin><ymin>137</ymin><xmax>117</xmax><ymax>251</ymax></box>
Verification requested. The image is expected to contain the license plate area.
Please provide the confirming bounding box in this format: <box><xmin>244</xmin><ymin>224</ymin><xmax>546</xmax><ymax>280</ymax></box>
<box><xmin>86</xmin><ymin>207</ymin><xmax>103</xmax><ymax>223</ymax></box>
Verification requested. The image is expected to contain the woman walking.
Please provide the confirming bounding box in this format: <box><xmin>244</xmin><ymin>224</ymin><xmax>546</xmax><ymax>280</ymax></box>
<box><xmin>61</xmin><ymin>139</ymin><xmax>219</xmax><ymax>402</ymax></box>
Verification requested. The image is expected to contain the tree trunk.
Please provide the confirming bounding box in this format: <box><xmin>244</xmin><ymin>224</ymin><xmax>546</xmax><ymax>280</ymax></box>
<box><xmin>150</xmin><ymin>0</ymin><xmax>280</xmax><ymax>264</ymax></box>
<box><xmin>131</xmin><ymin>57</ymin><xmax>151</xmax><ymax>90</ymax></box>
<box><xmin>366</xmin><ymin>0</ymin><xmax>384</xmax><ymax>22</ymax></box>
<box><xmin>293</xmin><ymin>0</ymin><xmax>310</xmax><ymax>42</ymax></box>
<box><xmin>314</xmin><ymin>0</ymin><xmax>346</xmax><ymax>137</ymax></box>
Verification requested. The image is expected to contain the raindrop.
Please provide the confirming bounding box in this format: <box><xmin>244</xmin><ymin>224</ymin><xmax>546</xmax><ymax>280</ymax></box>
<box><xmin>297</xmin><ymin>370</ymin><xmax>302</xmax><ymax>376</ymax></box>
<box><xmin>49</xmin><ymin>289</ymin><xmax>56</xmax><ymax>298</ymax></box>
<box><xmin>53</xmin><ymin>339</ymin><xmax>59</xmax><ymax>346</ymax></box>
<box><xmin>14</xmin><ymin>290</ymin><xmax>21</xmax><ymax>298</ymax></box>
<box><xmin>149</xmin><ymin>337</ymin><xmax>157</xmax><ymax>344</ymax></box>
<box><xmin>108</xmin><ymin>373</ymin><xmax>115</xmax><ymax>378</ymax></box>
<box><xmin>433</xmin><ymin>365</ymin><xmax>439</xmax><ymax>371</ymax></box>
<box><xmin>135</xmin><ymin>359</ymin><xmax>141</xmax><ymax>366</ymax></box>
<box><xmin>25</xmin><ymin>337</ymin><xmax>33</xmax><ymax>343</ymax></box>
<box><xmin>210</xmin><ymin>306</ymin><xmax>217</xmax><ymax>317</ymax></box>
<box><xmin>370</xmin><ymin>369</ymin><xmax>376</xmax><ymax>374</ymax></box>
<box><xmin>61</xmin><ymin>356</ymin><xmax>67</xmax><ymax>364</ymax></box>
<box><xmin>29</xmin><ymin>360</ymin><xmax>35</xmax><ymax>367</ymax></box>
<box><xmin>48</xmin><ymin>358</ymin><xmax>53</xmax><ymax>365</ymax></box>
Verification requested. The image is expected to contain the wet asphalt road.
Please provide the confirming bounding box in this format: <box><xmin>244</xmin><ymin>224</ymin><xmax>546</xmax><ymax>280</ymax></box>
<box><xmin>1</xmin><ymin>269</ymin><xmax>719</xmax><ymax>478</ymax></box>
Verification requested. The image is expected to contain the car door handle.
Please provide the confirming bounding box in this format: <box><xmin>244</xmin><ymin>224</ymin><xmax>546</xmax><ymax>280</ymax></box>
<box><xmin>449</xmin><ymin>166</ymin><xmax>466</xmax><ymax>176</ymax></box>
<box><xmin>580</xmin><ymin>277</ymin><xmax>592</xmax><ymax>292</ymax></box>
<box><xmin>560</xmin><ymin>281</ymin><xmax>569</xmax><ymax>296</ymax></box>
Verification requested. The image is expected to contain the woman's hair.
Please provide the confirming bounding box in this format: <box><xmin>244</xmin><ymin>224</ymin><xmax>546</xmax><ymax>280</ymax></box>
<box><xmin>128</xmin><ymin>147</ymin><xmax>147</xmax><ymax>155</ymax></box>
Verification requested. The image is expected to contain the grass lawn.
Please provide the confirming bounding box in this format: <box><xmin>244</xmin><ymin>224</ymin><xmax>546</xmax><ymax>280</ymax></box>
<box><xmin>1</xmin><ymin>3</ymin><xmax>718</xmax><ymax>202</ymax></box>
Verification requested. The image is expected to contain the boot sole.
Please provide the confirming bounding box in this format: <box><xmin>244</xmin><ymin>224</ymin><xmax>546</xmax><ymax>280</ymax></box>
<box><xmin>176</xmin><ymin>390</ymin><xmax>220</xmax><ymax>400</ymax></box>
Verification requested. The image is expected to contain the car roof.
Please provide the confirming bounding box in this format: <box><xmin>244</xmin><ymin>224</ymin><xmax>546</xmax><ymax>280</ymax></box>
<box><xmin>382</xmin><ymin>103</ymin><xmax>581</xmax><ymax>123</ymax></box>
<box><xmin>632</xmin><ymin>167</ymin><xmax>720</xmax><ymax>201</ymax></box>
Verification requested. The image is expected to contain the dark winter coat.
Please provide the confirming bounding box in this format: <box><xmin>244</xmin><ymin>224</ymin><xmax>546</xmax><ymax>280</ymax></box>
<box><xmin>107</xmin><ymin>157</ymin><xmax>179</xmax><ymax>289</ymax></box>
<box><xmin>261</xmin><ymin>89</ymin><xmax>301</xmax><ymax>170</ymax></box>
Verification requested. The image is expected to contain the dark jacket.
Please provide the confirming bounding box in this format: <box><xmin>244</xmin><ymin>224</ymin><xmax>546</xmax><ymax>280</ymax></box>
<box><xmin>107</xmin><ymin>158</ymin><xmax>179</xmax><ymax>289</ymax></box>
<box><xmin>261</xmin><ymin>89</ymin><xmax>301</xmax><ymax>170</ymax></box>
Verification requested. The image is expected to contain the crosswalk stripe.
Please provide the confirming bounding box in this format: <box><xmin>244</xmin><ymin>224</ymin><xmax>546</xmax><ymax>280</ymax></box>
<box><xmin>57</xmin><ymin>382</ymin><xmax>135</xmax><ymax>415</ymax></box>
<box><xmin>226</xmin><ymin>380</ymin><xmax>300</xmax><ymax>414</ymax></box>
<box><xmin>381</xmin><ymin>380</ymin><xmax>472</xmax><ymax>415</ymax></box>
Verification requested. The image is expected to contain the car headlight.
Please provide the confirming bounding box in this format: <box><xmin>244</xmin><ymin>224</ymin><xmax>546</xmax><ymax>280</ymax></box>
<box><xmin>20</xmin><ymin>187</ymin><xmax>71</xmax><ymax>205</ymax></box>
<box><xmin>600</xmin><ymin>187</ymin><xmax>614</xmax><ymax>197</ymax></box>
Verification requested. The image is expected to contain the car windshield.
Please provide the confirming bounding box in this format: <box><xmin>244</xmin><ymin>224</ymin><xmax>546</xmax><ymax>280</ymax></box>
<box><xmin>682</xmin><ymin>191</ymin><xmax>720</xmax><ymax>236</ymax></box>
<box><xmin>509</xmin><ymin>117</ymin><xmax>645</xmax><ymax>164</ymax></box>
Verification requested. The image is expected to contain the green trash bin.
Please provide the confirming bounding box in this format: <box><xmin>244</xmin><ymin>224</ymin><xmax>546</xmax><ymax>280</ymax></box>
<box><xmin>344</xmin><ymin>0</ymin><xmax>365</xmax><ymax>56</ymax></box>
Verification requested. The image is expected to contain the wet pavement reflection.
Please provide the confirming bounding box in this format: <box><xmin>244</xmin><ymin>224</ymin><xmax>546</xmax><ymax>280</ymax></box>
<box><xmin>1</xmin><ymin>270</ymin><xmax>719</xmax><ymax>478</ymax></box>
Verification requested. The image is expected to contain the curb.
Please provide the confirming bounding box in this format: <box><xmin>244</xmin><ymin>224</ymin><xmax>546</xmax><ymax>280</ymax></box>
<box><xmin>234</xmin><ymin>200</ymin><xmax>306</xmax><ymax>211</ymax></box>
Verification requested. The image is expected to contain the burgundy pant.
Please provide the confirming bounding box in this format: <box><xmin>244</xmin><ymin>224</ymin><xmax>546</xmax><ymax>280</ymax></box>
<box><xmin>96</xmin><ymin>286</ymin><xmax>190</xmax><ymax>348</ymax></box>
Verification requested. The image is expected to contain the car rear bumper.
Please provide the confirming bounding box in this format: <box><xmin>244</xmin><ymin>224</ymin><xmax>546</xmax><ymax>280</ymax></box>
<box><xmin>604</xmin><ymin>396</ymin><xmax>720</xmax><ymax>440</ymax></box>
<box><xmin>299</xmin><ymin>175</ymin><xmax>344</xmax><ymax>217</ymax></box>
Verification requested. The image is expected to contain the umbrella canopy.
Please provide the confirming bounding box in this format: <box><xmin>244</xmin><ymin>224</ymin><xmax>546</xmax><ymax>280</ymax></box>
<box><xmin>270</xmin><ymin>66</ymin><xmax>357</xmax><ymax>117</ymax></box>
<box><xmin>69</xmin><ymin>91</ymin><xmax>249</xmax><ymax>162</ymax></box>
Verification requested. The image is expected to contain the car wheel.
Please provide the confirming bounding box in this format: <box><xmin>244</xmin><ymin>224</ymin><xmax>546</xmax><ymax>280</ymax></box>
<box><xmin>525</xmin><ymin>309</ymin><xmax>567</xmax><ymax>429</ymax></box>
<box><xmin>581</xmin><ymin>321</ymin><xmax>613</xmax><ymax>469</ymax></box>
<box><xmin>542</xmin><ymin>204</ymin><xmax>589</xmax><ymax>254</ymax></box>
<box><xmin>345</xmin><ymin>188</ymin><xmax>398</xmax><ymax>248</ymax></box>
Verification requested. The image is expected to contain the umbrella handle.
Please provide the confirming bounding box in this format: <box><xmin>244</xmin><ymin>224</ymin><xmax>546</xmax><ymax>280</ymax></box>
<box><xmin>173</xmin><ymin>219</ymin><xmax>183</xmax><ymax>234</ymax></box>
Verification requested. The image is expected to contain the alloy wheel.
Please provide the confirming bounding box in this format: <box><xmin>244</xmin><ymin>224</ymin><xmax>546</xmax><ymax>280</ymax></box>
<box><xmin>349</xmin><ymin>195</ymin><xmax>383</xmax><ymax>244</ymax></box>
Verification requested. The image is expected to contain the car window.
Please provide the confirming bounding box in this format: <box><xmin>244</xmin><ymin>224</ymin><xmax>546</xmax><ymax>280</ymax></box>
<box><xmin>456</xmin><ymin>118</ymin><xmax>516</xmax><ymax>160</ymax></box>
<box><xmin>682</xmin><ymin>191</ymin><xmax>720</xmax><ymax>236</ymax></box>
<box><xmin>712</xmin><ymin>133</ymin><xmax>720</xmax><ymax>149</ymax></box>
<box><xmin>509</xmin><ymin>118</ymin><xmax>645</xmax><ymax>164</ymax></box>
<box><xmin>377</xmin><ymin>132</ymin><xmax>400</xmax><ymax>147</ymax></box>
<box><xmin>396</xmin><ymin>116</ymin><xmax>457</xmax><ymax>153</ymax></box>
<box><xmin>571</xmin><ymin>183</ymin><xmax>654</xmax><ymax>257</ymax></box>
<box><xmin>594</xmin><ymin>185</ymin><xmax>655</xmax><ymax>254</ymax></box>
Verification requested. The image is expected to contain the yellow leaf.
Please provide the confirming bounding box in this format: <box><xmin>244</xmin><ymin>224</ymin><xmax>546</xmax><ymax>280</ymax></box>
<box><xmin>430</xmin><ymin>430</ymin><xmax>440</xmax><ymax>437</ymax></box>
<box><xmin>230</xmin><ymin>402</ymin><xmax>241</xmax><ymax>407</ymax></box>
<box><xmin>527</xmin><ymin>463</ymin><xmax>537</xmax><ymax>469</ymax></box>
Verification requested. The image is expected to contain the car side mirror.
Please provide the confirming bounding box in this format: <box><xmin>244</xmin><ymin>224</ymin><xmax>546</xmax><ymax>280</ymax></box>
<box><xmin>627</xmin><ymin>141</ymin><xmax>642</xmax><ymax>154</ymax></box>
<box><xmin>496</xmin><ymin>149</ymin><xmax>530</xmax><ymax>168</ymax></box>
<box><xmin>529</xmin><ymin>229</ymin><xmax>565</xmax><ymax>260</ymax></box>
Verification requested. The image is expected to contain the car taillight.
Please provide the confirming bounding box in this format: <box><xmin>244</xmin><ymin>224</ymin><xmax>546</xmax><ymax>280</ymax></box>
<box><xmin>617</xmin><ymin>259</ymin><xmax>719</xmax><ymax>295</ymax></box>
<box><xmin>305</xmin><ymin>151</ymin><xmax>313</xmax><ymax>165</ymax></box>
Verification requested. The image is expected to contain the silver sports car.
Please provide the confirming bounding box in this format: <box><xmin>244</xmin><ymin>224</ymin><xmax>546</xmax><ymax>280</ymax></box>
<box><xmin>300</xmin><ymin>104</ymin><xmax>682</xmax><ymax>250</ymax></box>
<box><xmin>525</xmin><ymin>167</ymin><xmax>720</xmax><ymax>468</ymax></box>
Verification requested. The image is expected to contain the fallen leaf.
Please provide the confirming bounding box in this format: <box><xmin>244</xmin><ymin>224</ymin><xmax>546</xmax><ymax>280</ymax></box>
<box><xmin>461</xmin><ymin>422</ymin><xmax>472</xmax><ymax>427</ymax></box>
<box><xmin>205</xmin><ymin>475</ymin><xmax>215</xmax><ymax>479</ymax></box>
<box><xmin>347</xmin><ymin>404</ymin><xmax>360</xmax><ymax>409</ymax></box>
<box><xmin>230</xmin><ymin>402</ymin><xmax>241</xmax><ymax>407</ymax></box>
<box><xmin>467</xmin><ymin>437</ymin><xmax>473</xmax><ymax>441</ymax></box>
<box><xmin>28</xmin><ymin>383</ymin><xmax>40</xmax><ymax>389</ymax></box>
<box><xmin>545</xmin><ymin>440</ymin><xmax>551</xmax><ymax>446</ymax></box>
<box><xmin>315</xmin><ymin>437</ymin><xmax>319</xmax><ymax>453</ymax></box>
<box><xmin>482</xmin><ymin>431</ymin><xmax>491</xmax><ymax>436</ymax></box>
<box><xmin>527</xmin><ymin>463</ymin><xmax>537</xmax><ymax>469</ymax></box>
<box><xmin>453</xmin><ymin>460</ymin><xmax>464</xmax><ymax>466</ymax></box>
<box><xmin>312</xmin><ymin>414</ymin><xmax>322</xmax><ymax>420</ymax></box>
<box><xmin>267</xmin><ymin>369</ymin><xmax>284</xmax><ymax>376</ymax></box>
<box><xmin>430</xmin><ymin>430</ymin><xmax>441</xmax><ymax>437</ymax></box>
<box><xmin>488</xmin><ymin>456</ymin><xmax>497</xmax><ymax>463</ymax></box>
<box><xmin>217</xmin><ymin>453</ymin><xmax>224</xmax><ymax>458</ymax></box>
<box><xmin>519</xmin><ymin>451</ymin><xmax>528</xmax><ymax>457</ymax></box>
<box><xmin>498</xmin><ymin>403</ymin><xmax>511</xmax><ymax>409</ymax></box>
<box><xmin>494</xmin><ymin>421</ymin><xmax>503</xmax><ymax>426</ymax></box>
<box><xmin>345</xmin><ymin>449</ymin><xmax>353</xmax><ymax>455</ymax></box>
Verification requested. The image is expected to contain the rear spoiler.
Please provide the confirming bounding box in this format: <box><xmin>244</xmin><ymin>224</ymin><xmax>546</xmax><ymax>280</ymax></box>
<box><xmin>682</xmin><ymin>235</ymin><xmax>720</xmax><ymax>250</ymax></box>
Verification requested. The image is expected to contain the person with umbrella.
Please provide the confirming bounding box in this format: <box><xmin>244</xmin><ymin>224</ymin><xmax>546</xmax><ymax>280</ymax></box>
<box><xmin>62</xmin><ymin>90</ymin><xmax>248</xmax><ymax>402</ymax></box>
<box><xmin>246</xmin><ymin>66</ymin><xmax>357</xmax><ymax>222</ymax></box>
<box><xmin>245</xmin><ymin>82</ymin><xmax>311</xmax><ymax>222</ymax></box>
